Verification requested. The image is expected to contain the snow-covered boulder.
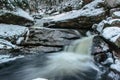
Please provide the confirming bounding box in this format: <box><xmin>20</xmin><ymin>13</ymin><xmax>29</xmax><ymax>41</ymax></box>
<box><xmin>0</xmin><ymin>8</ymin><xmax>34</xmax><ymax>26</ymax></box>
<box><xmin>94</xmin><ymin>20</ymin><xmax>120</xmax><ymax>48</ymax></box>
<box><xmin>93</xmin><ymin>9</ymin><xmax>120</xmax><ymax>48</ymax></box>
<box><xmin>0</xmin><ymin>24</ymin><xmax>29</xmax><ymax>45</ymax></box>
<box><xmin>102</xmin><ymin>27</ymin><xmax>120</xmax><ymax>48</ymax></box>
<box><xmin>112</xmin><ymin>11</ymin><xmax>120</xmax><ymax>18</ymax></box>
<box><xmin>44</xmin><ymin>0</ymin><xmax>105</xmax><ymax>29</ymax></box>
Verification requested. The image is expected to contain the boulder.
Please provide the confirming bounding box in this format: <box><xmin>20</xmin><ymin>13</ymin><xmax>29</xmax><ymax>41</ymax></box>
<box><xmin>93</xmin><ymin>10</ymin><xmax>120</xmax><ymax>51</ymax></box>
<box><xmin>44</xmin><ymin>0</ymin><xmax>105</xmax><ymax>29</ymax></box>
<box><xmin>0</xmin><ymin>8</ymin><xmax>34</xmax><ymax>26</ymax></box>
<box><xmin>0</xmin><ymin>24</ymin><xmax>29</xmax><ymax>45</ymax></box>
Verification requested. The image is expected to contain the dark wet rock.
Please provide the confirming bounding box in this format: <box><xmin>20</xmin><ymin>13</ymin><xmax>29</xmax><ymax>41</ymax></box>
<box><xmin>92</xmin><ymin>36</ymin><xmax>109</xmax><ymax>55</ymax></box>
<box><xmin>83</xmin><ymin>0</ymin><xmax>93</xmax><ymax>5</ymax></box>
<box><xmin>0</xmin><ymin>9</ymin><xmax>34</xmax><ymax>26</ymax></box>
<box><xmin>44</xmin><ymin>0</ymin><xmax>106</xmax><ymax>29</ymax></box>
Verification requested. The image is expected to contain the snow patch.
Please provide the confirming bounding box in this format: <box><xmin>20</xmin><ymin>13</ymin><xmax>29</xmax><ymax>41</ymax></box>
<box><xmin>0</xmin><ymin>55</ymin><xmax>24</xmax><ymax>64</ymax></box>
<box><xmin>0</xmin><ymin>24</ymin><xmax>29</xmax><ymax>44</ymax></box>
<box><xmin>32</xmin><ymin>78</ymin><xmax>48</xmax><ymax>80</ymax></box>
<box><xmin>113</xmin><ymin>11</ymin><xmax>120</xmax><ymax>17</ymax></box>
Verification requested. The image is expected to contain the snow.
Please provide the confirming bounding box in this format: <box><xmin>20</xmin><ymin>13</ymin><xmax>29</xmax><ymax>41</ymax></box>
<box><xmin>44</xmin><ymin>0</ymin><xmax>104</xmax><ymax>21</ymax></box>
<box><xmin>0</xmin><ymin>24</ymin><xmax>29</xmax><ymax>44</ymax></box>
<box><xmin>0</xmin><ymin>39</ymin><xmax>16</xmax><ymax>49</ymax></box>
<box><xmin>102</xmin><ymin>27</ymin><xmax>120</xmax><ymax>42</ymax></box>
<box><xmin>111</xmin><ymin>59</ymin><xmax>120</xmax><ymax>72</ymax></box>
<box><xmin>96</xmin><ymin>20</ymin><xmax>107</xmax><ymax>32</ymax></box>
<box><xmin>0</xmin><ymin>55</ymin><xmax>24</xmax><ymax>64</ymax></box>
<box><xmin>15</xmin><ymin>8</ymin><xmax>34</xmax><ymax>21</ymax></box>
<box><xmin>32</xmin><ymin>78</ymin><xmax>48</xmax><ymax>80</ymax></box>
<box><xmin>0</xmin><ymin>8</ymin><xmax>34</xmax><ymax>21</ymax></box>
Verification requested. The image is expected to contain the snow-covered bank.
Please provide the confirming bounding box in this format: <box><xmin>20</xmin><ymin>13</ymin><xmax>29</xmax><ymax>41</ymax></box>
<box><xmin>0</xmin><ymin>24</ymin><xmax>29</xmax><ymax>45</ymax></box>
<box><xmin>44</xmin><ymin>0</ymin><xmax>105</xmax><ymax>21</ymax></box>
<box><xmin>0</xmin><ymin>55</ymin><xmax>24</xmax><ymax>64</ymax></box>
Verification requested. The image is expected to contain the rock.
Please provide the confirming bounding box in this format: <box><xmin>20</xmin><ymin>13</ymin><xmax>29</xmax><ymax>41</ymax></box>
<box><xmin>0</xmin><ymin>39</ymin><xmax>17</xmax><ymax>49</ymax></box>
<box><xmin>0</xmin><ymin>55</ymin><xmax>24</xmax><ymax>64</ymax></box>
<box><xmin>83</xmin><ymin>0</ymin><xmax>93</xmax><ymax>4</ymax></box>
<box><xmin>24</xmin><ymin>46</ymin><xmax>62</xmax><ymax>53</ymax></box>
<box><xmin>0</xmin><ymin>24</ymin><xmax>29</xmax><ymax>45</ymax></box>
<box><xmin>94</xmin><ymin>18</ymin><xmax>120</xmax><ymax>33</ymax></box>
<box><xmin>44</xmin><ymin>0</ymin><xmax>105</xmax><ymax>29</ymax></box>
<box><xmin>0</xmin><ymin>8</ymin><xmax>34</xmax><ymax>26</ymax></box>
<box><xmin>112</xmin><ymin>11</ymin><xmax>120</xmax><ymax>19</ymax></box>
<box><xmin>23</xmin><ymin>27</ymin><xmax>81</xmax><ymax>47</ymax></box>
<box><xmin>102</xmin><ymin>27</ymin><xmax>120</xmax><ymax>48</ymax></box>
<box><xmin>109</xmin><ymin>8</ymin><xmax>120</xmax><ymax>16</ymax></box>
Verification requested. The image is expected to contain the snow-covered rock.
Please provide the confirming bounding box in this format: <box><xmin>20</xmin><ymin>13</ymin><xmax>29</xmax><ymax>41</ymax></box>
<box><xmin>0</xmin><ymin>24</ymin><xmax>29</xmax><ymax>45</ymax></box>
<box><xmin>102</xmin><ymin>27</ymin><xmax>120</xmax><ymax>47</ymax></box>
<box><xmin>26</xmin><ymin>27</ymin><xmax>80</xmax><ymax>46</ymax></box>
<box><xmin>105</xmin><ymin>0</ymin><xmax>120</xmax><ymax>8</ymax></box>
<box><xmin>0</xmin><ymin>39</ymin><xmax>17</xmax><ymax>49</ymax></box>
<box><xmin>32</xmin><ymin>78</ymin><xmax>48</xmax><ymax>80</ymax></box>
<box><xmin>0</xmin><ymin>8</ymin><xmax>34</xmax><ymax>26</ymax></box>
<box><xmin>44</xmin><ymin>0</ymin><xmax>105</xmax><ymax>29</ymax></box>
<box><xmin>110</xmin><ymin>59</ymin><xmax>120</xmax><ymax>72</ymax></box>
<box><xmin>0</xmin><ymin>55</ymin><xmax>24</xmax><ymax>64</ymax></box>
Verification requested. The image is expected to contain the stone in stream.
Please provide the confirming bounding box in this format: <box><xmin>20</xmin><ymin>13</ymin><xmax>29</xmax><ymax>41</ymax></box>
<box><xmin>43</xmin><ymin>0</ymin><xmax>105</xmax><ymax>29</ymax></box>
<box><xmin>0</xmin><ymin>8</ymin><xmax>34</xmax><ymax>26</ymax></box>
